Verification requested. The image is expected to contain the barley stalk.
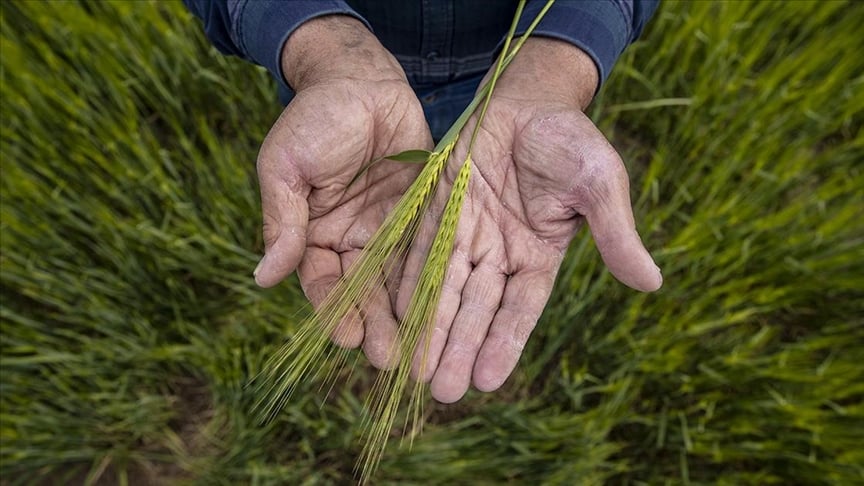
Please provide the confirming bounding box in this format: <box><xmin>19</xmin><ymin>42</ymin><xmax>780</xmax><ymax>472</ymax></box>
<box><xmin>358</xmin><ymin>155</ymin><xmax>474</xmax><ymax>480</ymax></box>
<box><xmin>253</xmin><ymin>1</ymin><xmax>555</xmax><ymax>482</ymax></box>
<box><xmin>253</xmin><ymin>142</ymin><xmax>455</xmax><ymax>423</ymax></box>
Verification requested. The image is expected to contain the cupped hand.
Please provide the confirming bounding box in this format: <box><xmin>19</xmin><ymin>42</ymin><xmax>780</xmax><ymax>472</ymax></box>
<box><xmin>395</xmin><ymin>39</ymin><xmax>662</xmax><ymax>403</ymax></box>
<box><xmin>253</xmin><ymin>16</ymin><xmax>433</xmax><ymax>367</ymax></box>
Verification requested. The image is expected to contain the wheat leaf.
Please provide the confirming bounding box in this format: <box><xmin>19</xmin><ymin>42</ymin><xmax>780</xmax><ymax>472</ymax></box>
<box><xmin>347</xmin><ymin>149</ymin><xmax>434</xmax><ymax>187</ymax></box>
<box><xmin>382</xmin><ymin>149</ymin><xmax>433</xmax><ymax>163</ymax></box>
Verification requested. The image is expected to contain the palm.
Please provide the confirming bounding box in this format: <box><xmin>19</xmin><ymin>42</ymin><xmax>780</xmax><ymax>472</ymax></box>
<box><xmin>255</xmin><ymin>78</ymin><xmax>432</xmax><ymax>363</ymax></box>
<box><xmin>397</xmin><ymin>98</ymin><xmax>662</xmax><ymax>402</ymax></box>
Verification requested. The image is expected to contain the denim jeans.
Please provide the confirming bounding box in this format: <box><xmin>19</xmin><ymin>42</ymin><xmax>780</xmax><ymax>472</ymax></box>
<box><xmin>277</xmin><ymin>73</ymin><xmax>484</xmax><ymax>143</ymax></box>
<box><xmin>411</xmin><ymin>74</ymin><xmax>483</xmax><ymax>142</ymax></box>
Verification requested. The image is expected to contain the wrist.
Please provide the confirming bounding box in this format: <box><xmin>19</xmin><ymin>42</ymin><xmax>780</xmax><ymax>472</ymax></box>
<box><xmin>495</xmin><ymin>37</ymin><xmax>599</xmax><ymax>111</ymax></box>
<box><xmin>280</xmin><ymin>15</ymin><xmax>406</xmax><ymax>91</ymax></box>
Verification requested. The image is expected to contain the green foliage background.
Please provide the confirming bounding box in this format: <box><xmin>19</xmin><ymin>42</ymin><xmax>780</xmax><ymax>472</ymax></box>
<box><xmin>1</xmin><ymin>1</ymin><xmax>862</xmax><ymax>484</ymax></box>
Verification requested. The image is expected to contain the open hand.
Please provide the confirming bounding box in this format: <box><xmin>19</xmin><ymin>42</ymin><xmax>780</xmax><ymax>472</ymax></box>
<box><xmin>394</xmin><ymin>39</ymin><xmax>662</xmax><ymax>402</ymax></box>
<box><xmin>253</xmin><ymin>16</ymin><xmax>432</xmax><ymax>367</ymax></box>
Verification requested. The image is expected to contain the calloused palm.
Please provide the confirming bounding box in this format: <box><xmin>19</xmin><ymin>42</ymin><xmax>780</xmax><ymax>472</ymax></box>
<box><xmin>396</xmin><ymin>97</ymin><xmax>663</xmax><ymax>403</ymax></box>
<box><xmin>254</xmin><ymin>78</ymin><xmax>432</xmax><ymax>368</ymax></box>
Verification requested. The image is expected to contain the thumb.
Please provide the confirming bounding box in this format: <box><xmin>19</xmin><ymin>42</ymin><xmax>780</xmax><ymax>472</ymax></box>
<box><xmin>253</xmin><ymin>163</ymin><xmax>310</xmax><ymax>288</ymax></box>
<box><xmin>578</xmin><ymin>156</ymin><xmax>662</xmax><ymax>292</ymax></box>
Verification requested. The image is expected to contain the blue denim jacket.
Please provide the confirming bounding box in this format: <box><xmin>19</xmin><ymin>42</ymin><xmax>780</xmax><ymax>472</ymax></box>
<box><xmin>184</xmin><ymin>0</ymin><xmax>657</xmax><ymax>139</ymax></box>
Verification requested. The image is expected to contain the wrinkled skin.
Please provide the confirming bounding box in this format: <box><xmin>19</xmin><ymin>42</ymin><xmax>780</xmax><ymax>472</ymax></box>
<box><xmin>253</xmin><ymin>16</ymin><xmax>661</xmax><ymax>403</ymax></box>
<box><xmin>254</xmin><ymin>77</ymin><xmax>432</xmax><ymax>365</ymax></box>
<box><xmin>396</xmin><ymin>97</ymin><xmax>662</xmax><ymax>403</ymax></box>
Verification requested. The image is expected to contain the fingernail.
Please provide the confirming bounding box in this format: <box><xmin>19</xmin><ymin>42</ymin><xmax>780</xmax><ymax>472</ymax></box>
<box><xmin>653</xmin><ymin>264</ymin><xmax>664</xmax><ymax>289</ymax></box>
<box><xmin>253</xmin><ymin>257</ymin><xmax>265</xmax><ymax>279</ymax></box>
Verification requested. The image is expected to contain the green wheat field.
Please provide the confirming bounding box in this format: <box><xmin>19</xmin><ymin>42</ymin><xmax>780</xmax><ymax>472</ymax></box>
<box><xmin>1</xmin><ymin>1</ymin><xmax>862</xmax><ymax>484</ymax></box>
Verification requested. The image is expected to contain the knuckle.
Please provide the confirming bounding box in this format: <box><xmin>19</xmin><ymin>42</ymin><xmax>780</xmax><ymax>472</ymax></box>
<box><xmin>261</xmin><ymin>213</ymin><xmax>281</xmax><ymax>248</ymax></box>
<box><xmin>520</xmin><ymin>110</ymin><xmax>630</xmax><ymax>214</ymax></box>
<box><xmin>448</xmin><ymin>339</ymin><xmax>480</xmax><ymax>358</ymax></box>
<box><xmin>571</xmin><ymin>143</ymin><xmax>629</xmax><ymax>213</ymax></box>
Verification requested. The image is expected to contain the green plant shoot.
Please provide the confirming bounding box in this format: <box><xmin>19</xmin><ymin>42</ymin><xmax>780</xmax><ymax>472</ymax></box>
<box><xmin>253</xmin><ymin>1</ymin><xmax>556</xmax><ymax>482</ymax></box>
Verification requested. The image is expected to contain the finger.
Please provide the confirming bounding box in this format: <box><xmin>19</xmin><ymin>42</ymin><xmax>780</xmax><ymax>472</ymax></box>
<box><xmin>383</xmin><ymin>246</ymin><xmax>405</xmax><ymax>314</ymax></box>
<box><xmin>338</xmin><ymin>248</ymin><xmax>398</xmax><ymax>370</ymax></box>
<box><xmin>394</xmin><ymin>212</ymin><xmax>440</xmax><ymax>320</ymax></box>
<box><xmin>254</xmin><ymin>159</ymin><xmax>310</xmax><ymax>288</ymax></box>
<box><xmin>578</xmin><ymin>156</ymin><xmax>662</xmax><ymax>292</ymax></box>
<box><xmin>472</xmin><ymin>268</ymin><xmax>556</xmax><ymax>392</ymax></box>
<box><xmin>430</xmin><ymin>263</ymin><xmax>506</xmax><ymax>403</ymax></box>
<box><xmin>360</xmin><ymin>278</ymin><xmax>401</xmax><ymax>370</ymax></box>
<box><xmin>297</xmin><ymin>247</ymin><xmax>364</xmax><ymax>348</ymax></box>
<box><xmin>408</xmin><ymin>248</ymin><xmax>472</xmax><ymax>383</ymax></box>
